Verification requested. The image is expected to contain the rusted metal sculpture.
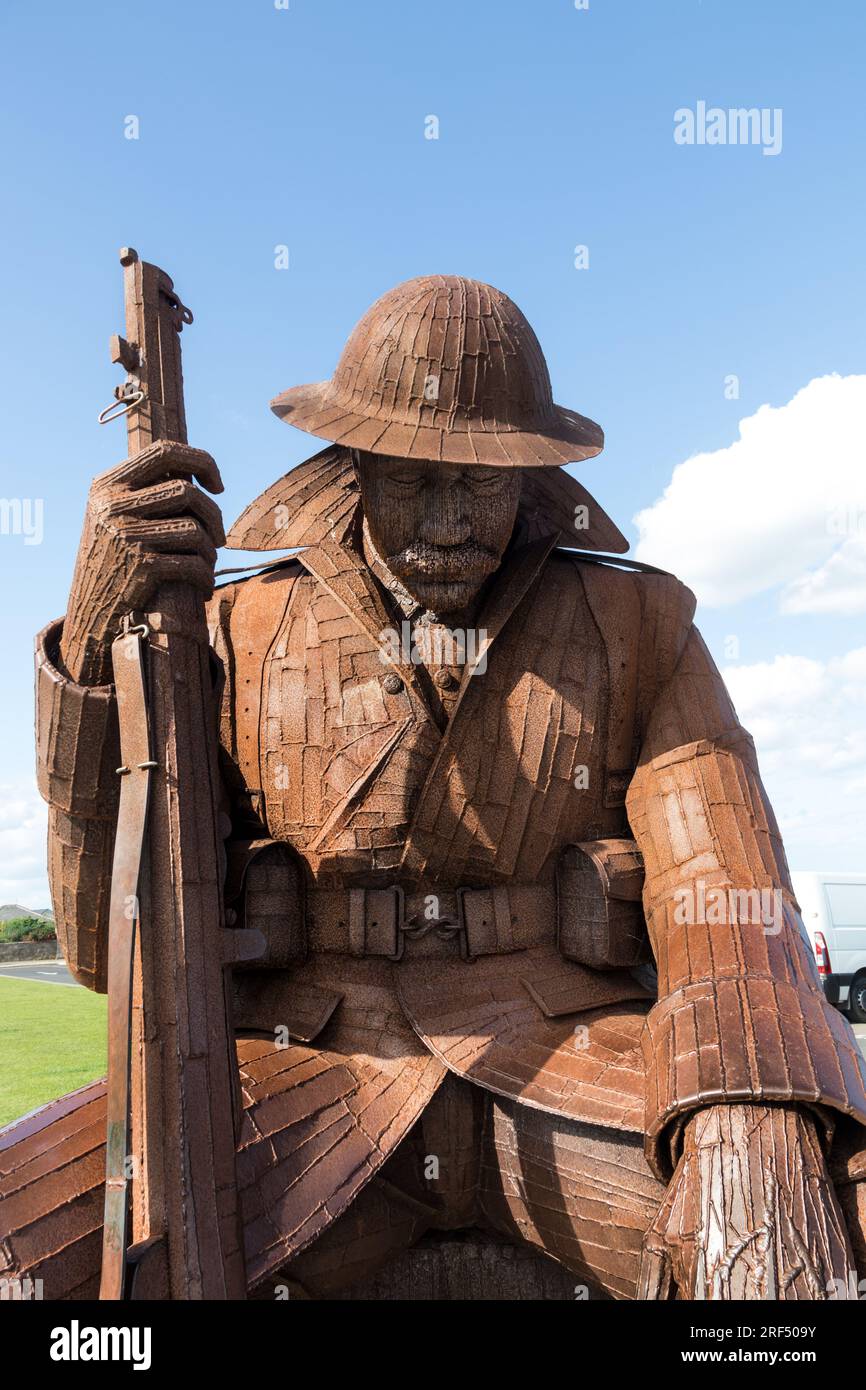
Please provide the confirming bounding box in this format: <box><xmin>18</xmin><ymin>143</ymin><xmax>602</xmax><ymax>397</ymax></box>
<box><xmin>3</xmin><ymin>271</ymin><xmax>866</xmax><ymax>1300</ymax></box>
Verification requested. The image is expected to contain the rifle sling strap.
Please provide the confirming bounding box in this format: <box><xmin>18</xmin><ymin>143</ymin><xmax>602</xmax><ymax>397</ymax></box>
<box><xmin>99</xmin><ymin>617</ymin><xmax>155</xmax><ymax>1301</ymax></box>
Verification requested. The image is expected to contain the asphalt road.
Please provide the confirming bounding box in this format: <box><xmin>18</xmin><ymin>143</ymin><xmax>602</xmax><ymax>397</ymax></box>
<box><xmin>0</xmin><ymin>960</ymin><xmax>77</xmax><ymax>986</ymax></box>
<box><xmin>1</xmin><ymin>959</ymin><xmax>866</xmax><ymax>1061</ymax></box>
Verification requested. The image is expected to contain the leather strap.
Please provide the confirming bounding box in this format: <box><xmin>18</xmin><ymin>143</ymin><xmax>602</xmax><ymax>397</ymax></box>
<box><xmin>307</xmin><ymin>886</ymin><xmax>404</xmax><ymax>958</ymax></box>
<box><xmin>100</xmin><ymin>617</ymin><xmax>155</xmax><ymax>1301</ymax></box>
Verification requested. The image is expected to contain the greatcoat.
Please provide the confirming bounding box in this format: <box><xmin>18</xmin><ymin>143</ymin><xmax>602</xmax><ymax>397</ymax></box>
<box><xmin>4</xmin><ymin>446</ymin><xmax>866</xmax><ymax>1300</ymax></box>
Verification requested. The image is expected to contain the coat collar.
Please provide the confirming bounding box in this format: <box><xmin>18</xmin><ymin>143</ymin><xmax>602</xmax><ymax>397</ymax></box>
<box><xmin>296</xmin><ymin>523</ymin><xmax>560</xmax><ymax>726</ymax></box>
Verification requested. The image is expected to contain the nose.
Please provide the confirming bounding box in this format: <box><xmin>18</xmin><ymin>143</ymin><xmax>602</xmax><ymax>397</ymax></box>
<box><xmin>419</xmin><ymin>477</ymin><xmax>472</xmax><ymax>546</ymax></box>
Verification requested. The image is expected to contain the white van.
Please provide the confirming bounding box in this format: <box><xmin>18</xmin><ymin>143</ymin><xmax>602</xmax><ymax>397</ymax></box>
<box><xmin>791</xmin><ymin>873</ymin><xmax>866</xmax><ymax>1023</ymax></box>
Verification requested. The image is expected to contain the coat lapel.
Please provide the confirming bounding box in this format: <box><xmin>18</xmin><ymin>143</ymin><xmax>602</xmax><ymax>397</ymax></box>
<box><xmin>399</xmin><ymin>533</ymin><xmax>560</xmax><ymax>876</ymax></box>
<box><xmin>297</xmin><ymin>534</ymin><xmax>434</xmax><ymax>723</ymax></box>
<box><xmin>441</xmin><ymin>532</ymin><xmax>561</xmax><ymax>721</ymax></box>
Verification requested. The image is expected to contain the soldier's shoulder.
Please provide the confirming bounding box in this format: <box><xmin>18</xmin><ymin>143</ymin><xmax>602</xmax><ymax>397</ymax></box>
<box><xmin>551</xmin><ymin>546</ymin><xmax>696</xmax><ymax>622</ymax></box>
<box><xmin>207</xmin><ymin>555</ymin><xmax>308</xmax><ymax>632</ymax></box>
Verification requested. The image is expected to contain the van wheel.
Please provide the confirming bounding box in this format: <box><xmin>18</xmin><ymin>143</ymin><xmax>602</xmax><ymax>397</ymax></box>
<box><xmin>849</xmin><ymin>974</ymin><xmax>866</xmax><ymax>1024</ymax></box>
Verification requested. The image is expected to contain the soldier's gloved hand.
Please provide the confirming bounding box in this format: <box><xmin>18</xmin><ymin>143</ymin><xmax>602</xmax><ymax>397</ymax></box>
<box><xmin>639</xmin><ymin>1102</ymin><xmax>857</xmax><ymax>1299</ymax></box>
<box><xmin>61</xmin><ymin>441</ymin><xmax>224</xmax><ymax>686</ymax></box>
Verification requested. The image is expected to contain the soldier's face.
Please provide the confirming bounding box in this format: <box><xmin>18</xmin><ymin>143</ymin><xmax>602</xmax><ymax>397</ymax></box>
<box><xmin>357</xmin><ymin>453</ymin><xmax>521</xmax><ymax>613</ymax></box>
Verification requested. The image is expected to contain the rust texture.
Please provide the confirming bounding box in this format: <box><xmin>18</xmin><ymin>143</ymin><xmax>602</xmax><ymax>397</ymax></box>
<box><xmin>5</xmin><ymin>272</ymin><xmax>866</xmax><ymax>1300</ymax></box>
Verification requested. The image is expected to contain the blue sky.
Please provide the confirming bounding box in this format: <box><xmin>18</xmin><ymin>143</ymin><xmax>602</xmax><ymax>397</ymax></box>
<box><xmin>1</xmin><ymin>0</ymin><xmax>864</xmax><ymax>902</ymax></box>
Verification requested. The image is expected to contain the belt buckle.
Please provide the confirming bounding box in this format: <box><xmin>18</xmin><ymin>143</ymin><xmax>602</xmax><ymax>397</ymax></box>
<box><xmin>397</xmin><ymin>891</ymin><xmax>469</xmax><ymax>959</ymax></box>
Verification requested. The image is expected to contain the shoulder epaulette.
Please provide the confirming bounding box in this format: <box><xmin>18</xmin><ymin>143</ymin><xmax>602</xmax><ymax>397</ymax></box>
<box><xmin>555</xmin><ymin>546</ymin><xmax>676</xmax><ymax>580</ymax></box>
<box><xmin>213</xmin><ymin>554</ymin><xmax>305</xmax><ymax>591</ymax></box>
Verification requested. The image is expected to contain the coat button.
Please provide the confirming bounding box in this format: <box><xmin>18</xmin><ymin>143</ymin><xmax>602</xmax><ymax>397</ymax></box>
<box><xmin>434</xmin><ymin>668</ymin><xmax>458</xmax><ymax>691</ymax></box>
<box><xmin>383</xmin><ymin>673</ymin><xmax>404</xmax><ymax>694</ymax></box>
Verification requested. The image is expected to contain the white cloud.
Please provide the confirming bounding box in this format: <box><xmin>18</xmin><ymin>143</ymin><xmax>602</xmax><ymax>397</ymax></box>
<box><xmin>781</xmin><ymin>535</ymin><xmax>866</xmax><ymax>615</ymax></box>
<box><xmin>0</xmin><ymin>781</ymin><xmax>49</xmax><ymax>909</ymax></box>
<box><xmin>724</xmin><ymin>648</ymin><xmax>866</xmax><ymax>870</ymax></box>
<box><xmin>634</xmin><ymin>373</ymin><xmax>866</xmax><ymax>609</ymax></box>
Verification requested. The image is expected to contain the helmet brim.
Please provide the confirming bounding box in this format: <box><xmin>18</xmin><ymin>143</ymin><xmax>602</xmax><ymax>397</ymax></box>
<box><xmin>269</xmin><ymin>382</ymin><xmax>604</xmax><ymax>468</ymax></box>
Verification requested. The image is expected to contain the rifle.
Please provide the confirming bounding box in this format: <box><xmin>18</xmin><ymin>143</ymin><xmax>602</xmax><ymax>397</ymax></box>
<box><xmin>99</xmin><ymin>248</ymin><xmax>259</xmax><ymax>1299</ymax></box>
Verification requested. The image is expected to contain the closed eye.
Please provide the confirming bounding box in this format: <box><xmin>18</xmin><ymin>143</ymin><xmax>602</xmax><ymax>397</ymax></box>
<box><xmin>385</xmin><ymin>474</ymin><xmax>426</xmax><ymax>490</ymax></box>
<box><xmin>465</xmin><ymin>471</ymin><xmax>508</xmax><ymax>490</ymax></box>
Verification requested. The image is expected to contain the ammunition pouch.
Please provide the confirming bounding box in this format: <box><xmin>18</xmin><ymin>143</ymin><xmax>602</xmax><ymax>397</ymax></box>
<box><xmin>225</xmin><ymin>839</ymin><xmax>307</xmax><ymax>968</ymax></box>
<box><xmin>556</xmin><ymin>838</ymin><xmax>650</xmax><ymax>970</ymax></box>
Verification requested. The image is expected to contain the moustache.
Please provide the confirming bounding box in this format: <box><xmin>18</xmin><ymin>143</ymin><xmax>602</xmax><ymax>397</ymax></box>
<box><xmin>386</xmin><ymin>539</ymin><xmax>500</xmax><ymax>580</ymax></box>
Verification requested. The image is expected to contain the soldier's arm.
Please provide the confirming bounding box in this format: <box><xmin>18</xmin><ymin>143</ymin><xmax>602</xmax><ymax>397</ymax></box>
<box><xmin>627</xmin><ymin>618</ymin><xmax>866</xmax><ymax>1177</ymax></box>
<box><xmin>35</xmin><ymin>443</ymin><xmax>224</xmax><ymax>991</ymax></box>
<box><xmin>627</xmin><ymin>612</ymin><xmax>866</xmax><ymax>1297</ymax></box>
<box><xmin>36</xmin><ymin>620</ymin><xmax>120</xmax><ymax>990</ymax></box>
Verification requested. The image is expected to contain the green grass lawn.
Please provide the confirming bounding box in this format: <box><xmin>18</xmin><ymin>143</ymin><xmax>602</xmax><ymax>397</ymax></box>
<box><xmin>0</xmin><ymin>978</ymin><xmax>107</xmax><ymax>1128</ymax></box>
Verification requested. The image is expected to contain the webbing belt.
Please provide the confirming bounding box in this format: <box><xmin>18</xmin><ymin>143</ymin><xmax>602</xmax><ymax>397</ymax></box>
<box><xmin>304</xmin><ymin>882</ymin><xmax>557</xmax><ymax>959</ymax></box>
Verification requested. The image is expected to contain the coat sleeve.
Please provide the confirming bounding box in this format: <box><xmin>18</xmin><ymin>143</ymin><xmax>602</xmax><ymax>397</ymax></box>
<box><xmin>626</xmin><ymin>622</ymin><xmax>866</xmax><ymax>1180</ymax></box>
<box><xmin>35</xmin><ymin>619</ymin><xmax>120</xmax><ymax>991</ymax></box>
<box><xmin>35</xmin><ymin>595</ymin><xmax>237</xmax><ymax>993</ymax></box>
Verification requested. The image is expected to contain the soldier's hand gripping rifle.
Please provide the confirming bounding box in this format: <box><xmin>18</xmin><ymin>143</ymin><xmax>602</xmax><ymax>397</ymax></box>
<box><xmin>98</xmin><ymin>249</ymin><xmax>261</xmax><ymax>1300</ymax></box>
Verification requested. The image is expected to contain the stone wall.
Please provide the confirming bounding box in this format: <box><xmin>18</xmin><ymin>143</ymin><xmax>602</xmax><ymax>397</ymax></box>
<box><xmin>0</xmin><ymin>941</ymin><xmax>60</xmax><ymax>964</ymax></box>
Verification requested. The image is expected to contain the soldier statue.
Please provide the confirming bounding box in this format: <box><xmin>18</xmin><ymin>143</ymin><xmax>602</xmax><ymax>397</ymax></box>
<box><xmin>3</xmin><ymin>275</ymin><xmax>866</xmax><ymax>1300</ymax></box>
